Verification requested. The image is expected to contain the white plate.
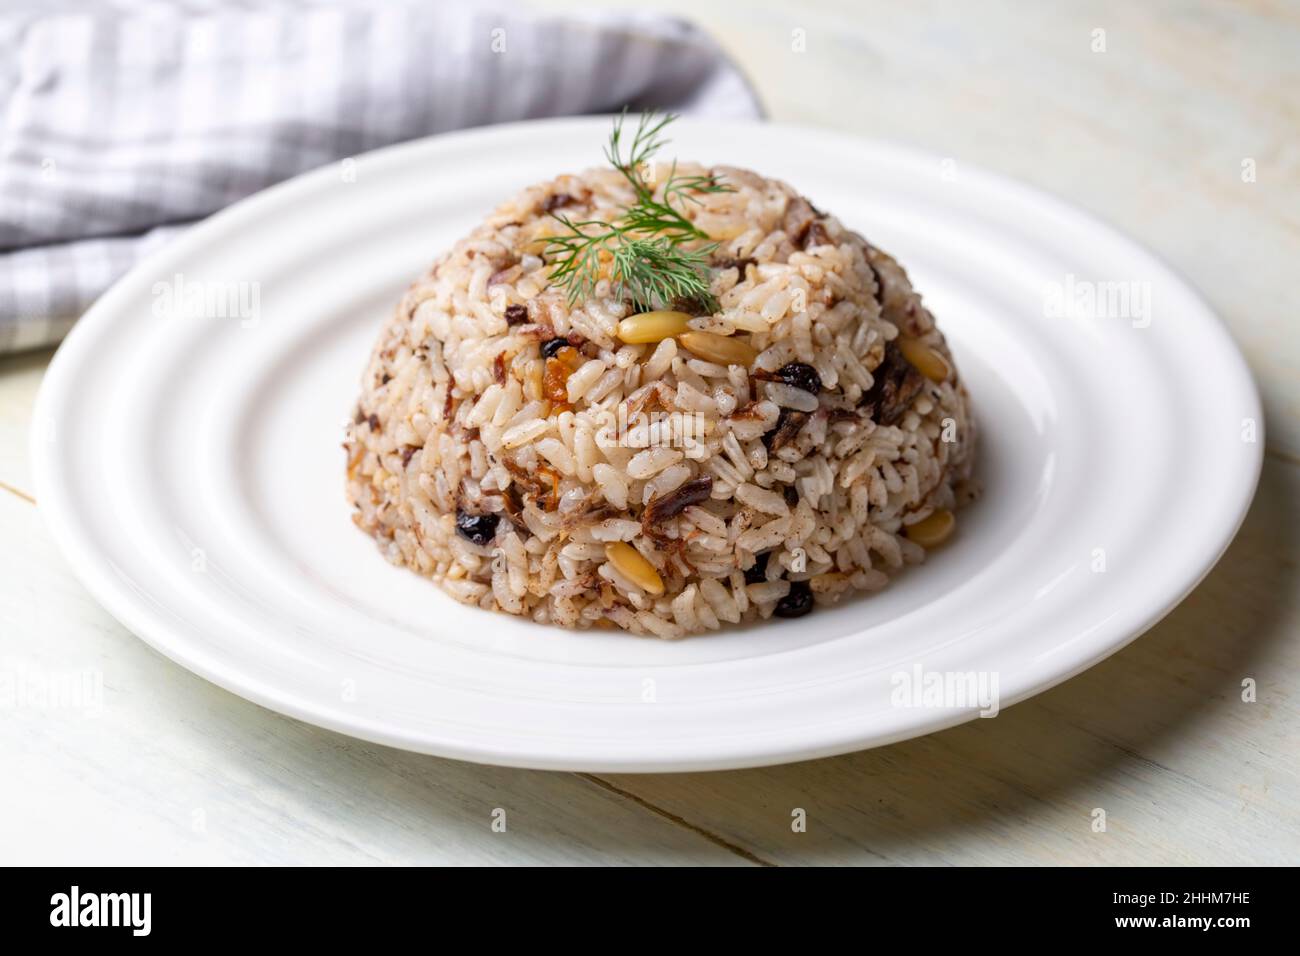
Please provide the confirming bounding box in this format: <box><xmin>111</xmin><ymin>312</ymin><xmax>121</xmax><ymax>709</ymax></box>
<box><xmin>32</xmin><ymin>118</ymin><xmax>1261</xmax><ymax>771</ymax></box>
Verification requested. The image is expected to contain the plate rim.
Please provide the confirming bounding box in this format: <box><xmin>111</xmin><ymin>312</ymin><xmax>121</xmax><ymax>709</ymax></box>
<box><xmin>31</xmin><ymin>116</ymin><xmax>1264</xmax><ymax>771</ymax></box>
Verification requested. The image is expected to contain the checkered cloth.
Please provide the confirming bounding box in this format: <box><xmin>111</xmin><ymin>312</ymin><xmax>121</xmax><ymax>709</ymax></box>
<box><xmin>0</xmin><ymin>0</ymin><xmax>762</xmax><ymax>353</ymax></box>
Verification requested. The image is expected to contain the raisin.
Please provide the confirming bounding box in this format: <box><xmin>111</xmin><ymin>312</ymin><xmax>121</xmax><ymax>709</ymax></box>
<box><xmin>774</xmin><ymin>580</ymin><xmax>813</xmax><ymax>618</ymax></box>
<box><xmin>455</xmin><ymin>510</ymin><xmax>499</xmax><ymax>546</ymax></box>
<box><xmin>776</xmin><ymin>362</ymin><xmax>821</xmax><ymax>394</ymax></box>
<box><xmin>540</xmin><ymin>337</ymin><xmax>569</xmax><ymax>359</ymax></box>
<box><xmin>504</xmin><ymin>304</ymin><xmax>528</xmax><ymax>325</ymax></box>
<box><xmin>783</xmin><ymin>485</ymin><xmax>799</xmax><ymax>507</ymax></box>
<box><xmin>743</xmin><ymin>551</ymin><xmax>770</xmax><ymax>585</ymax></box>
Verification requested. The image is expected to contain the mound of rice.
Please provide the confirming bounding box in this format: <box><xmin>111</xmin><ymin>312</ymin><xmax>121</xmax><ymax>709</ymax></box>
<box><xmin>345</xmin><ymin>161</ymin><xmax>977</xmax><ymax>637</ymax></box>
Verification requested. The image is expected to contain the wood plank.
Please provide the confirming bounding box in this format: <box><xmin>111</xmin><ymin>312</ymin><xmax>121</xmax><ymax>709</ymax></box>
<box><xmin>0</xmin><ymin>492</ymin><xmax>747</xmax><ymax>865</ymax></box>
<box><xmin>598</xmin><ymin>457</ymin><xmax>1300</xmax><ymax>865</ymax></box>
<box><xmin>5</xmin><ymin>0</ymin><xmax>1299</xmax><ymax>865</ymax></box>
<box><xmin>0</xmin><ymin>348</ymin><xmax>51</xmax><ymax>501</ymax></box>
<box><xmin>538</xmin><ymin>0</ymin><xmax>1300</xmax><ymax>456</ymax></box>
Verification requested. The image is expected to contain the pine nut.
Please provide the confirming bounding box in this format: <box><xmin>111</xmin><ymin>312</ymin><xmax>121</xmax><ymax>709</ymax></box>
<box><xmin>897</xmin><ymin>336</ymin><xmax>951</xmax><ymax>383</ymax></box>
<box><xmin>616</xmin><ymin>310</ymin><xmax>692</xmax><ymax>344</ymax></box>
<box><xmin>677</xmin><ymin>330</ymin><xmax>757</xmax><ymax>367</ymax></box>
<box><xmin>903</xmin><ymin>508</ymin><xmax>955</xmax><ymax>548</ymax></box>
<box><xmin>605</xmin><ymin>542</ymin><xmax>665</xmax><ymax>595</ymax></box>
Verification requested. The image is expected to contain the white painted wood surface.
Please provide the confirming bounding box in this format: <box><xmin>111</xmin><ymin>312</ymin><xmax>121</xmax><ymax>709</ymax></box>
<box><xmin>2</xmin><ymin>0</ymin><xmax>1297</xmax><ymax>865</ymax></box>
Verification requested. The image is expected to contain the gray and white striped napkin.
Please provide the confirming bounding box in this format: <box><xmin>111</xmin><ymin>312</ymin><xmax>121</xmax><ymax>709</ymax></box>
<box><xmin>0</xmin><ymin>0</ymin><xmax>762</xmax><ymax>353</ymax></box>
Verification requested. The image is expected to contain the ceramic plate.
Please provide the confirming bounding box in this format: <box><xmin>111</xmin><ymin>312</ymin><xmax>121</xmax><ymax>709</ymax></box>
<box><xmin>32</xmin><ymin>118</ymin><xmax>1262</xmax><ymax>771</ymax></box>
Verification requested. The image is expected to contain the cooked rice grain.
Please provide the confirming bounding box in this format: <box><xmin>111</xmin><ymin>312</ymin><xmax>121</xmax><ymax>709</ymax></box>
<box><xmin>345</xmin><ymin>162</ymin><xmax>977</xmax><ymax>637</ymax></box>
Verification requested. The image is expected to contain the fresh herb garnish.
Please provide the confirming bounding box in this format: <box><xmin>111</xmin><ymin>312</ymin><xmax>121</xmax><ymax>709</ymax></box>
<box><xmin>543</xmin><ymin>111</ymin><xmax>732</xmax><ymax>313</ymax></box>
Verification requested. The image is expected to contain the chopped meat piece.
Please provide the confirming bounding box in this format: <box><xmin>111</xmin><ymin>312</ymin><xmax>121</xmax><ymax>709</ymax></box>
<box><xmin>783</xmin><ymin>196</ymin><xmax>832</xmax><ymax>249</ymax></box>
<box><xmin>859</xmin><ymin>342</ymin><xmax>925</xmax><ymax>426</ymax></box>
<box><xmin>783</xmin><ymin>196</ymin><xmax>817</xmax><ymax>243</ymax></box>
<box><xmin>762</xmin><ymin>408</ymin><xmax>808</xmax><ymax>452</ymax></box>
<box><xmin>642</xmin><ymin>476</ymin><xmax>713</xmax><ymax>542</ymax></box>
<box><xmin>542</xmin><ymin>192</ymin><xmax>575</xmax><ymax>213</ymax></box>
<box><xmin>802</xmin><ymin>221</ymin><xmax>832</xmax><ymax>249</ymax></box>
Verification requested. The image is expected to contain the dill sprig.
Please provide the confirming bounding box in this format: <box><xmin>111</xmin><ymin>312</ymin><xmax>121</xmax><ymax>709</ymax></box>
<box><xmin>543</xmin><ymin>111</ymin><xmax>732</xmax><ymax>312</ymax></box>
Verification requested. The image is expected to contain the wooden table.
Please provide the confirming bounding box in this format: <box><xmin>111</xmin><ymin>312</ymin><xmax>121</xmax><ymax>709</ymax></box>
<box><xmin>2</xmin><ymin>0</ymin><xmax>1296</xmax><ymax>865</ymax></box>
